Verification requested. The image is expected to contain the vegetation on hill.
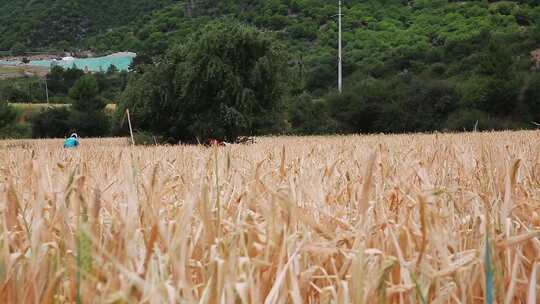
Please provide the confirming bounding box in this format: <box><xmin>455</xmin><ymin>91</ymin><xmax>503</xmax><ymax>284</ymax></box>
<box><xmin>0</xmin><ymin>0</ymin><xmax>174</xmax><ymax>51</ymax></box>
<box><xmin>0</xmin><ymin>67</ymin><xmax>123</xmax><ymax>139</ymax></box>
<box><xmin>0</xmin><ymin>66</ymin><xmax>128</xmax><ymax>104</ymax></box>
<box><xmin>2</xmin><ymin>0</ymin><xmax>540</xmax><ymax>140</ymax></box>
<box><xmin>120</xmin><ymin>0</ymin><xmax>540</xmax><ymax>135</ymax></box>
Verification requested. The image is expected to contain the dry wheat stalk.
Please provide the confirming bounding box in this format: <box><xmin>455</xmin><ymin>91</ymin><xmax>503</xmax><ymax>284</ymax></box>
<box><xmin>0</xmin><ymin>131</ymin><xmax>539</xmax><ymax>303</ymax></box>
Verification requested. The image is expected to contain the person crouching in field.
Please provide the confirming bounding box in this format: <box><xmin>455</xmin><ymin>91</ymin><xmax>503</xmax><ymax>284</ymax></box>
<box><xmin>64</xmin><ymin>133</ymin><xmax>79</xmax><ymax>149</ymax></box>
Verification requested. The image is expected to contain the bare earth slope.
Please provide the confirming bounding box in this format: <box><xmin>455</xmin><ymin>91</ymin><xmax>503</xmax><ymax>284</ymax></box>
<box><xmin>1</xmin><ymin>131</ymin><xmax>539</xmax><ymax>303</ymax></box>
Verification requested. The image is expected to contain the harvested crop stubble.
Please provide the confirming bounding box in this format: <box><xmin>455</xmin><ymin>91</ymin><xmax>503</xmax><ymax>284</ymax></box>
<box><xmin>1</xmin><ymin>131</ymin><xmax>540</xmax><ymax>303</ymax></box>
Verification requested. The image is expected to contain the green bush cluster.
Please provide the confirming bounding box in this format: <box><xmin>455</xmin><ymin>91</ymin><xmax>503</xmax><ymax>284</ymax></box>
<box><xmin>29</xmin><ymin>75</ymin><xmax>111</xmax><ymax>138</ymax></box>
<box><xmin>0</xmin><ymin>66</ymin><xmax>129</xmax><ymax>104</ymax></box>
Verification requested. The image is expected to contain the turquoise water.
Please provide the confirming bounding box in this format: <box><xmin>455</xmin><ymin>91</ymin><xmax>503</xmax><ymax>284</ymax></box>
<box><xmin>0</xmin><ymin>53</ymin><xmax>136</xmax><ymax>72</ymax></box>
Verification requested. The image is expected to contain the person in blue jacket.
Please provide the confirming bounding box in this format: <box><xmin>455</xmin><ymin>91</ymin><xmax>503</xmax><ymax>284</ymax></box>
<box><xmin>64</xmin><ymin>133</ymin><xmax>79</xmax><ymax>148</ymax></box>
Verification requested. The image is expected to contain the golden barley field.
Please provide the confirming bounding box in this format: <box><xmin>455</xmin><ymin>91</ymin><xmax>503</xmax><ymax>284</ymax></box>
<box><xmin>1</xmin><ymin>131</ymin><xmax>539</xmax><ymax>303</ymax></box>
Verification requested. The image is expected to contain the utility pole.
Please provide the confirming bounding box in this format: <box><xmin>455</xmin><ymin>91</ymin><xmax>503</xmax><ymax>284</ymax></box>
<box><xmin>338</xmin><ymin>0</ymin><xmax>343</xmax><ymax>93</ymax></box>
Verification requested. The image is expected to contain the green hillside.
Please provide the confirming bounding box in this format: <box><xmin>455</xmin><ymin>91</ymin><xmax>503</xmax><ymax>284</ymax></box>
<box><xmin>93</xmin><ymin>0</ymin><xmax>540</xmax><ymax>90</ymax></box>
<box><xmin>117</xmin><ymin>0</ymin><xmax>540</xmax><ymax>130</ymax></box>
<box><xmin>3</xmin><ymin>1</ymin><xmax>540</xmax><ymax>86</ymax></box>
<box><xmin>0</xmin><ymin>0</ymin><xmax>174</xmax><ymax>50</ymax></box>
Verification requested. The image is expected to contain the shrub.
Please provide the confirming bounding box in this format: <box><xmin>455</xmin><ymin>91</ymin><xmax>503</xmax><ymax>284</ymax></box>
<box><xmin>68</xmin><ymin>110</ymin><xmax>110</xmax><ymax>137</ymax></box>
<box><xmin>0</xmin><ymin>100</ymin><xmax>16</xmax><ymax>138</ymax></box>
<box><xmin>287</xmin><ymin>93</ymin><xmax>336</xmax><ymax>135</ymax></box>
<box><xmin>132</xmin><ymin>130</ymin><xmax>163</xmax><ymax>146</ymax></box>
<box><xmin>30</xmin><ymin>107</ymin><xmax>70</xmax><ymax>138</ymax></box>
<box><xmin>445</xmin><ymin>109</ymin><xmax>492</xmax><ymax>132</ymax></box>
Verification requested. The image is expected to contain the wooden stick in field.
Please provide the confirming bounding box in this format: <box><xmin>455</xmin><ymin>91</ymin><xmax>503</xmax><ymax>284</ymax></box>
<box><xmin>126</xmin><ymin>108</ymin><xmax>135</xmax><ymax>146</ymax></box>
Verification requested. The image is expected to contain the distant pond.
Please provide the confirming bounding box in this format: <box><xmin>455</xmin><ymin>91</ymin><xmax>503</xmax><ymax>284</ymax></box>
<box><xmin>0</xmin><ymin>52</ymin><xmax>136</xmax><ymax>72</ymax></box>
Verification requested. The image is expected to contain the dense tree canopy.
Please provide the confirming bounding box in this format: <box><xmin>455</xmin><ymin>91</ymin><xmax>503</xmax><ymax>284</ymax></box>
<box><xmin>115</xmin><ymin>0</ymin><xmax>540</xmax><ymax>134</ymax></box>
<box><xmin>69</xmin><ymin>75</ymin><xmax>105</xmax><ymax>112</ymax></box>
<box><xmin>0</xmin><ymin>0</ymin><xmax>175</xmax><ymax>50</ymax></box>
<box><xmin>119</xmin><ymin>21</ymin><xmax>286</xmax><ymax>143</ymax></box>
<box><xmin>66</xmin><ymin>75</ymin><xmax>110</xmax><ymax>136</ymax></box>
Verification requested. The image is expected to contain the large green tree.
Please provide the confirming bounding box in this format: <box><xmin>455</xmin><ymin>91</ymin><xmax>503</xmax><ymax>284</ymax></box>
<box><xmin>68</xmin><ymin>75</ymin><xmax>110</xmax><ymax>136</ymax></box>
<box><xmin>69</xmin><ymin>75</ymin><xmax>106</xmax><ymax>112</ymax></box>
<box><xmin>119</xmin><ymin>21</ymin><xmax>286</xmax><ymax>143</ymax></box>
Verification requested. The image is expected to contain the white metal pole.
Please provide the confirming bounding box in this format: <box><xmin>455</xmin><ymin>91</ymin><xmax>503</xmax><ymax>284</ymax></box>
<box><xmin>338</xmin><ymin>0</ymin><xmax>343</xmax><ymax>93</ymax></box>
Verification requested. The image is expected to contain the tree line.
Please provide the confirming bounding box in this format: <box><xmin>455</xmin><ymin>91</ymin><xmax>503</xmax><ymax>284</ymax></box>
<box><xmin>0</xmin><ymin>66</ymin><xmax>126</xmax><ymax>139</ymax></box>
